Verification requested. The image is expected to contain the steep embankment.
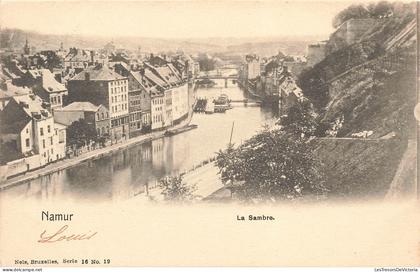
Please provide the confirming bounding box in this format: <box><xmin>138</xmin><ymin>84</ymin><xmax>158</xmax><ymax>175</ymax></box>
<box><xmin>300</xmin><ymin>4</ymin><xmax>417</xmax><ymax>198</ymax></box>
<box><xmin>313</xmin><ymin>138</ymin><xmax>407</xmax><ymax>198</ymax></box>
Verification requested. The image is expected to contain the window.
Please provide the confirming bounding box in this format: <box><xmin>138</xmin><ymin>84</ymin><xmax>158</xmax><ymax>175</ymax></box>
<box><xmin>50</xmin><ymin>137</ymin><xmax>53</xmax><ymax>145</ymax></box>
<box><xmin>26</xmin><ymin>128</ymin><xmax>29</xmax><ymax>134</ymax></box>
<box><xmin>97</xmin><ymin>113</ymin><xmax>100</xmax><ymax>119</ymax></box>
<box><xmin>47</xmin><ymin>125</ymin><xmax>50</xmax><ymax>133</ymax></box>
<box><xmin>102</xmin><ymin>113</ymin><xmax>104</xmax><ymax>119</ymax></box>
<box><xmin>51</xmin><ymin>148</ymin><xmax>53</xmax><ymax>155</ymax></box>
<box><xmin>40</xmin><ymin>128</ymin><xmax>44</xmax><ymax>136</ymax></box>
<box><xmin>25</xmin><ymin>138</ymin><xmax>30</xmax><ymax>147</ymax></box>
<box><xmin>42</xmin><ymin>139</ymin><xmax>45</xmax><ymax>148</ymax></box>
<box><xmin>58</xmin><ymin>96</ymin><xmax>61</xmax><ymax>103</ymax></box>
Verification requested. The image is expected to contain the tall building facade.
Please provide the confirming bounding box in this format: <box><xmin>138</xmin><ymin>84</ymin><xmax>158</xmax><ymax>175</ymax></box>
<box><xmin>67</xmin><ymin>65</ymin><xmax>129</xmax><ymax>142</ymax></box>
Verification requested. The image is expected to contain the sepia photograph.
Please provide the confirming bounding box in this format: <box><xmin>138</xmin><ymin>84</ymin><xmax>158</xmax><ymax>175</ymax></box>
<box><xmin>0</xmin><ymin>0</ymin><xmax>418</xmax><ymax>269</ymax></box>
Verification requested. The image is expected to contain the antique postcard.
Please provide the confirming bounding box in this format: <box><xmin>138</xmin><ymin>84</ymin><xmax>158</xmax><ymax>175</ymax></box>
<box><xmin>0</xmin><ymin>0</ymin><xmax>418</xmax><ymax>269</ymax></box>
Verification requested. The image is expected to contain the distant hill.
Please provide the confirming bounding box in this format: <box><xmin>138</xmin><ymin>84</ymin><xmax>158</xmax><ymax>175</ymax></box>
<box><xmin>0</xmin><ymin>28</ymin><xmax>320</xmax><ymax>56</ymax></box>
<box><xmin>225</xmin><ymin>39</ymin><xmax>318</xmax><ymax>57</ymax></box>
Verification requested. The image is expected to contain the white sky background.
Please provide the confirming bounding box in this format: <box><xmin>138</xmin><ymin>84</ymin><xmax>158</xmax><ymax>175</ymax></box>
<box><xmin>0</xmin><ymin>1</ymin><xmax>358</xmax><ymax>39</ymax></box>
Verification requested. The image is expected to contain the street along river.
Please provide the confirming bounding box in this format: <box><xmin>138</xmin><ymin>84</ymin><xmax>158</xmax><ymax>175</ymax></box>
<box><xmin>1</xmin><ymin>78</ymin><xmax>277</xmax><ymax>202</ymax></box>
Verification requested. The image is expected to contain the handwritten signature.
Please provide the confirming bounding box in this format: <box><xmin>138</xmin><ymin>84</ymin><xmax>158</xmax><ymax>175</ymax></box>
<box><xmin>38</xmin><ymin>225</ymin><xmax>97</xmax><ymax>243</ymax></box>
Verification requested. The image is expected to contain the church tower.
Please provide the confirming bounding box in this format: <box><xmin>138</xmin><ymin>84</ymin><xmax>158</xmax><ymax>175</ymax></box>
<box><xmin>23</xmin><ymin>37</ymin><xmax>30</xmax><ymax>55</ymax></box>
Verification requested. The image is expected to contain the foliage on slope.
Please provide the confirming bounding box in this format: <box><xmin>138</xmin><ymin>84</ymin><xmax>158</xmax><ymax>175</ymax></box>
<box><xmin>297</xmin><ymin>1</ymin><xmax>415</xmax><ymax>110</ymax></box>
<box><xmin>320</xmin><ymin>55</ymin><xmax>416</xmax><ymax>139</ymax></box>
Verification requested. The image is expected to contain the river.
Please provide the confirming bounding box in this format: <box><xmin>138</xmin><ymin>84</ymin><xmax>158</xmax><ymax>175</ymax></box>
<box><xmin>1</xmin><ymin>75</ymin><xmax>277</xmax><ymax>202</ymax></box>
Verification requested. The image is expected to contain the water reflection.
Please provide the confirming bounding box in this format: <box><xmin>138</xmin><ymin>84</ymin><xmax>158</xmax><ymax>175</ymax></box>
<box><xmin>2</xmin><ymin>77</ymin><xmax>277</xmax><ymax>202</ymax></box>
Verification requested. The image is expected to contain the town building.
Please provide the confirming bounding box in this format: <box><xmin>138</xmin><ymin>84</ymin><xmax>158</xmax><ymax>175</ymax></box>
<box><xmin>103</xmin><ymin>41</ymin><xmax>116</xmax><ymax>54</ymax></box>
<box><xmin>29</xmin><ymin>69</ymin><xmax>68</xmax><ymax>111</ymax></box>
<box><xmin>244</xmin><ymin>54</ymin><xmax>261</xmax><ymax>80</ymax></box>
<box><xmin>150</xmin><ymin>88</ymin><xmax>165</xmax><ymax>130</ymax></box>
<box><xmin>0</xmin><ymin>83</ymin><xmax>32</xmax><ymax>111</ymax></box>
<box><xmin>278</xmin><ymin>74</ymin><xmax>304</xmax><ymax>116</ymax></box>
<box><xmin>23</xmin><ymin>38</ymin><xmax>31</xmax><ymax>55</ymax></box>
<box><xmin>67</xmin><ymin>64</ymin><xmax>129</xmax><ymax>142</ymax></box>
<box><xmin>0</xmin><ymin>94</ymin><xmax>66</xmax><ymax>180</ymax></box>
<box><xmin>282</xmin><ymin>56</ymin><xmax>307</xmax><ymax>78</ymax></box>
<box><xmin>148</xmin><ymin>63</ymin><xmax>189</xmax><ymax>124</ymax></box>
<box><xmin>112</xmin><ymin>62</ymin><xmax>153</xmax><ymax>136</ymax></box>
<box><xmin>143</xmin><ymin>68</ymin><xmax>167</xmax><ymax>130</ymax></box>
<box><xmin>64</xmin><ymin>48</ymin><xmax>93</xmax><ymax>71</ymax></box>
<box><xmin>306</xmin><ymin>41</ymin><xmax>327</xmax><ymax>67</ymax></box>
<box><xmin>53</xmin><ymin>102</ymin><xmax>110</xmax><ymax>138</ymax></box>
<box><xmin>128</xmin><ymin>69</ymin><xmax>152</xmax><ymax>135</ymax></box>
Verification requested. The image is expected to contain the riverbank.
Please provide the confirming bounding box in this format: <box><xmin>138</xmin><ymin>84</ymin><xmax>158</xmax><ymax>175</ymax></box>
<box><xmin>131</xmin><ymin>161</ymin><xmax>225</xmax><ymax>203</ymax></box>
<box><xmin>0</xmin><ymin>115</ymin><xmax>195</xmax><ymax>191</ymax></box>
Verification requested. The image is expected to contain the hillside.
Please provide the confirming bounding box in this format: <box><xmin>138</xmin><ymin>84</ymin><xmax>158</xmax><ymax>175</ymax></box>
<box><xmin>0</xmin><ymin>28</ymin><xmax>318</xmax><ymax>56</ymax></box>
<box><xmin>299</xmin><ymin>2</ymin><xmax>416</xmax><ymax>137</ymax></box>
<box><xmin>0</xmin><ymin>28</ymin><xmax>225</xmax><ymax>53</ymax></box>
<box><xmin>312</xmin><ymin>138</ymin><xmax>406</xmax><ymax>198</ymax></box>
<box><xmin>298</xmin><ymin>2</ymin><xmax>417</xmax><ymax>198</ymax></box>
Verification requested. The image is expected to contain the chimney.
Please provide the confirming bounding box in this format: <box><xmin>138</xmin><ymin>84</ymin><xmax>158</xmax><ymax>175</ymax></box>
<box><xmin>85</xmin><ymin>72</ymin><xmax>90</xmax><ymax>81</ymax></box>
<box><xmin>19</xmin><ymin>101</ymin><xmax>29</xmax><ymax>108</ymax></box>
<box><xmin>54</xmin><ymin>73</ymin><xmax>62</xmax><ymax>83</ymax></box>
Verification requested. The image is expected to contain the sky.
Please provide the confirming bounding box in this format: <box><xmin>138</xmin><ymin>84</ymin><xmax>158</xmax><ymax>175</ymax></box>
<box><xmin>0</xmin><ymin>0</ymin><xmax>356</xmax><ymax>39</ymax></box>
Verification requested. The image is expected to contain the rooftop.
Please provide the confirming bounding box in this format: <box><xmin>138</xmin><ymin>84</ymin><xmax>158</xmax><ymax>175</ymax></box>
<box><xmin>144</xmin><ymin>68</ymin><xmax>167</xmax><ymax>89</ymax></box>
<box><xmin>57</xmin><ymin>101</ymin><xmax>101</xmax><ymax>112</ymax></box>
<box><xmin>0</xmin><ymin>83</ymin><xmax>31</xmax><ymax>99</ymax></box>
<box><xmin>64</xmin><ymin>48</ymin><xmax>91</xmax><ymax>62</ymax></box>
<box><xmin>153</xmin><ymin>64</ymin><xmax>182</xmax><ymax>86</ymax></box>
<box><xmin>71</xmin><ymin>65</ymin><xmax>126</xmax><ymax>81</ymax></box>
<box><xmin>0</xmin><ymin>94</ymin><xmax>50</xmax><ymax>135</ymax></box>
<box><xmin>40</xmin><ymin>69</ymin><xmax>67</xmax><ymax>93</ymax></box>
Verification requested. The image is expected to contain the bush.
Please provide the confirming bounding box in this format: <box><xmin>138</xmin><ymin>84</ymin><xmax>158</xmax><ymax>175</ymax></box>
<box><xmin>158</xmin><ymin>176</ymin><xmax>197</xmax><ymax>202</ymax></box>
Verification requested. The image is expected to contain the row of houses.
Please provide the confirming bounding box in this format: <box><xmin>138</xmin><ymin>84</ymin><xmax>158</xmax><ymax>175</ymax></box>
<box><xmin>237</xmin><ymin>18</ymin><xmax>381</xmax><ymax>112</ymax></box>
<box><xmin>237</xmin><ymin>53</ymin><xmax>304</xmax><ymax>113</ymax></box>
<box><xmin>0</xmin><ymin>41</ymin><xmax>198</xmax><ymax>181</ymax></box>
<box><xmin>0</xmin><ymin>92</ymin><xmax>66</xmax><ymax>179</ymax></box>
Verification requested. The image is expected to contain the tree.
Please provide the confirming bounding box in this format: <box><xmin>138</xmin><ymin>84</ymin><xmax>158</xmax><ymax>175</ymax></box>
<box><xmin>216</xmin><ymin>97</ymin><xmax>328</xmax><ymax>201</ymax></box>
<box><xmin>367</xmin><ymin>1</ymin><xmax>393</xmax><ymax>18</ymax></box>
<box><xmin>216</xmin><ymin>128</ymin><xmax>326</xmax><ymax>201</ymax></box>
<box><xmin>158</xmin><ymin>176</ymin><xmax>197</xmax><ymax>202</ymax></box>
<box><xmin>279</xmin><ymin>99</ymin><xmax>318</xmax><ymax>139</ymax></box>
<box><xmin>67</xmin><ymin>119</ymin><xmax>97</xmax><ymax>148</ymax></box>
<box><xmin>332</xmin><ymin>4</ymin><xmax>370</xmax><ymax>28</ymax></box>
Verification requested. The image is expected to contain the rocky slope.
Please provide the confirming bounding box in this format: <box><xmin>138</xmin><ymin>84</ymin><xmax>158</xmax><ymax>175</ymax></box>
<box><xmin>299</xmin><ymin>2</ymin><xmax>417</xmax><ymax>198</ymax></box>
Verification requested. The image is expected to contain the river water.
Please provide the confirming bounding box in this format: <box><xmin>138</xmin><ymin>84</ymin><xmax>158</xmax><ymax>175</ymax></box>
<box><xmin>1</xmin><ymin>76</ymin><xmax>277</xmax><ymax>202</ymax></box>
